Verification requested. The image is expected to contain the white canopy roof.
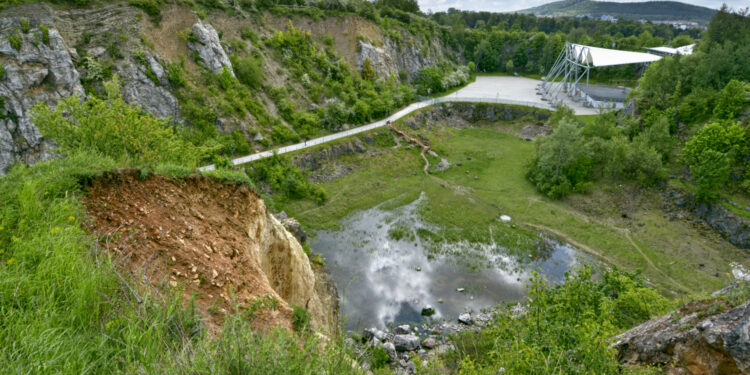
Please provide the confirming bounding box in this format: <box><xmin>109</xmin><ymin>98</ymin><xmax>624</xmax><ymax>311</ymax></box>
<box><xmin>645</xmin><ymin>43</ymin><xmax>696</xmax><ymax>56</ymax></box>
<box><xmin>571</xmin><ymin>43</ymin><xmax>662</xmax><ymax>67</ymax></box>
<box><xmin>676</xmin><ymin>44</ymin><xmax>696</xmax><ymax>55</ymax></box>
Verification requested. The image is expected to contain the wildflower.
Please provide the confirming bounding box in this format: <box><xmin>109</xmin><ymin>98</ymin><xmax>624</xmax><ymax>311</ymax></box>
<box><xmin>51</xmin><ymin>227</ymin><xmax>61</xmax><ymax>235</ymax></box>
<box><xmin>68</xmin><ymin>216</ymin><xmax>75</xmax><ymax>221</ymax></box>
<box><xmin>7</xmin><ymin>258</ymin><xmax>15</xmax><ymax>266</ymax></box>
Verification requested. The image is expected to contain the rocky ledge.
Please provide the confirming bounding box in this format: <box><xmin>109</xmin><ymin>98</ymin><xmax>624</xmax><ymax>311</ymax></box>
<box><xmin>615</xmin><ymin>283</ymin><xmax>750</xmax><ymax>374</ymax></box>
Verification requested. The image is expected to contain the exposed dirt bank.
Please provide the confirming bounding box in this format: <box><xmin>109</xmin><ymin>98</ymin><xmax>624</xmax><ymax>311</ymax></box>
<box><xmin>83</xmin><ymin>170</ymin><xmax>337</xmax><ymax>334</ymax></box>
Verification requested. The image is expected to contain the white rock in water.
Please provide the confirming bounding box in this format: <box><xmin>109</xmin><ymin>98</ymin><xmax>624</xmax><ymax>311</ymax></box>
<box><xmin>500</xmin><ymin>215</ymin><xmax>512</xmax><ymax>222</ymax></box>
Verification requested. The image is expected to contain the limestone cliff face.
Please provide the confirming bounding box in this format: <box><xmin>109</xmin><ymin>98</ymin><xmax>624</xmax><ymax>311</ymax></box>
<box><xmin>0</xmin><ymin>3</ymin><xmax>185</xmax><ymax>175</ymax></box>
<box><xmin>0</xmin><ymin>3</ymin><xmax>450</xmax><ymax>175</ymax></box>
<box><xmin>356</xmin><ymin>37</ymin><xmax>446</xmax><ymax>79</ymax></box>
<box><xmin>0</xmin><ymin>13</ymin><xmax>84</xmax><ymax>175</ymax></box>
<box><xmin>251</xmin><ymin>194</ymin><xmax>338</xmax><ymax>333</ymax></box>
<box><xmin>615</xmin><ymin>295</ymin><xmax>750</xmax><ymax>374</ymax></box>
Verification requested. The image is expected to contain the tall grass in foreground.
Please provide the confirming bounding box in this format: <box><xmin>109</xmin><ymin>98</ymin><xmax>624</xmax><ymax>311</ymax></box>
<box><xmin>0</xmin><ymin>75</ymin><xmax>361</xmax><ymax>373</ymax></box>
<box><xmin>0</xmin><ymin>153</ymin><xmax>361</xmax><ymax>374</ymax></box>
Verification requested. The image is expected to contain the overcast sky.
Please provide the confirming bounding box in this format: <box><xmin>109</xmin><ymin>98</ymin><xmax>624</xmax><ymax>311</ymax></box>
<box><xmin>419</xmin><ymin>0</ymin><xmax>747</xmax><ymax>13</ymax></box>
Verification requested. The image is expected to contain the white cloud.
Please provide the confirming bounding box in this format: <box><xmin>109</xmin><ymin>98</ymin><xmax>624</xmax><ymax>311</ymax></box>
<box><xmin>418</xmin><ymin>0</ymin><xmax>747</xmax><ymax>14</ymax></box>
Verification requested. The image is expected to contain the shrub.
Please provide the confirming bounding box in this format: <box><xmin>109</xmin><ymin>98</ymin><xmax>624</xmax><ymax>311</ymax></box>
<box><xmin>642</xmin><ymin>115</ymin><xmax>673</xmax><ymax>160</ymax></box>
<box><xmin>291</xmin><ymin>305</ymin><xmax>310</xmax><ymax>333</ymax></box>
<box><xmin>218</xmin><ymin>66</ymin><xmax>236</xmax><ymax>90</ymax></box>
<box><xmin>413</xmin><ymin>66</ymin><xmax>444</xmax><ymax>95</ymax></box>
<box><xmin>270</xmin><ymin>124</ymin><xmax>300</xmax><ymax>144</ymax></box>
<box><xmin>691</xmin><ymin>149</ymin><xmax>731</xmax><ymax>200</ymax></box>
<box><xmin>250</xmin><ymin>153</ymin><xmax>327</xmax><ymax>203</ymax></box>
<box><xmin>166</xmin><ymin>61</ymin><xmax>186</xmax><ymax>87</ymax></box>
<box><xmin>8</xmin><ymin>31</ymin><xmax>22</xmax><ymax>51</ymax></box>
<box><xmin>129</xmin><ymin>0</ymin><xmax>163</xmax><ymax>17</ymax></box>
<box><xmin>361</xmin><ymin>58</ymin><xmax>376</xmax><ymax>80</ymax></box>
<box><xmin>39</xmin><ymin>24</ymin><xmax>49</xmax><ymax>45</ymax></box>
<box><xmin>369</xmin><ymin>346</ymin><xmax>390</xmax><ymax>369</ymax></box>
<box><xmin>714</xmin><ymin>79</ymin><xmax>747</xmax><ymax>120</ymax></box>
<box><xmin>32</xmin><ymin>76</ymin><xmax>215</xmax><ymax>168</ymax></box>
<box><xmin>526</xmin><ymin>117</ymin><xmax>591</xmax><ymax>198</ymax></box>
<box><xmin>232</xmin><ymin>54</ymin><xmax>264</xmax><ymax>89</ymax></box>
<box><xmin>240</xmin><ymin>27</ymin><xmax>259</xmax><ymax>44</ymax></box>
<box><xmin>20</xmin><ymin>17</ymin><xmax>29</xmax><ymax>33</ymax></box>
<box><xmin>460</xmin><ymin>266</ymin><xmax>669</xmax><ymax>374</ymax></box>
<box><xmin>0</xmin><ymin>65</ymin><xmax>4</xmax><ymax>80</ymax></box>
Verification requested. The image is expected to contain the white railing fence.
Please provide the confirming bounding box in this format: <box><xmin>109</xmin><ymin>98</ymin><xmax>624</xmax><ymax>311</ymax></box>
<box><xmin>200</xmin><ymin>97</ymin><xmax>553</xmax><ymax>171</ymax></box>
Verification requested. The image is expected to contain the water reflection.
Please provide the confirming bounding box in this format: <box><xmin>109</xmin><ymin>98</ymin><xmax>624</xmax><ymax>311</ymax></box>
<box><xmin>310</xmin><ymin>194</ymin><xmax>586</xmax><ymax>330</ymax></box>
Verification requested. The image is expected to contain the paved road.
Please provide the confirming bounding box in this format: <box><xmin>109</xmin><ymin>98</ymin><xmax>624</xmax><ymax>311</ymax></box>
<box><xmin>200</xmin><ymin>76</ymin><xmax>593</xmax><ymax>171</ymax></box>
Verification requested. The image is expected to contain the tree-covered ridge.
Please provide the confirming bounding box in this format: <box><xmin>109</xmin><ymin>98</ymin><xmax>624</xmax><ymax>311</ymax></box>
<box><xmin>431</xmin><ymin>9</ymin><xmax>698</xmax><ymax>77</ymax></box>
<box><xmin>528</xmin><ymin>7</ymin><xmax>750</xmax><ymax>200</ymax></box>
<box><xmin>518</xmin><ymin>0</ymin><xmax>717</xmax><ymax>25</ymax></box>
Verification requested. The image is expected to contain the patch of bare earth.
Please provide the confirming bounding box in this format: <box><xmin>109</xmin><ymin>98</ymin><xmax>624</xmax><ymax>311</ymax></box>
<box><xmin>84</xmin><ymin>171</ymin><xmax>298</xmax><ymax>334</ymax></box>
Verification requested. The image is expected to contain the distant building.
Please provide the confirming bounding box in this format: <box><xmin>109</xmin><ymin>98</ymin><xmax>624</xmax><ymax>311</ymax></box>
<box><xmin>600</xmin><ymin>15</ymin><xmax>617</xmax><ymax>22</ymax></box>
<box><xmin>651</xmin><ymin>20</ymin><xmax>707</xmax><ymax>30</ymax></box>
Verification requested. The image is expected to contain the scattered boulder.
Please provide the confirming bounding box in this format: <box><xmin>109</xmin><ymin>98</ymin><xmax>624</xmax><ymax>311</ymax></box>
<box><xmin>394</xmin><ymin>324</ymin><xmax>411</xmax><ymax>334</ymax></box>
<box><xmin>188</xmin><ymin>21</ymin><xmax>234</xmax><ymax>75</ymax></box>
<box><xmin>421</xmin><ymin>337</ymin><xmax>437</xmax><ymax>349</ymax></box>
<box><xmin>393</xmin><ymin>334</ymin><xmax>421</xmax><ymax>352</ymax></box>
<box><xmin>280</xmin><ymin>217</ymin><xmax>307</xmax><ymax>245</ymax></box>
<box><xmin>383</xmin><ymin>342</ymin><xmax>397</xmax><ymax>360</ymax></box>
<box><xmin>434</xmin><ymin>158</ymin><xmax>450</xmax><ymax>172</ymax></box>
<box><xmin>458</xmin><ymin>313</ymin><xmax>474</xmax><ymax>325</ymax></box>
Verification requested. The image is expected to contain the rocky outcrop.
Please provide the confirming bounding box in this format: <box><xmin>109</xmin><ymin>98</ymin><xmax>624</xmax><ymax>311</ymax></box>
<box><xmin>669</xmin><ymin>190</ymin><xmax>750</xmax><ymax>249</ymax></box>
<box><xmin>0</xmin><ymin>17</ymin><xmax>84</xmax><ymax>175</ymax></box>
<box><xmin>188</xmin><ymin>21</ymin><xmax>233</xmax><ymax>75</ymax></box>
<box><xmin>120</xmin><ymin>61</ymin><xmax>181</xmax><ymax>120</ymax></box>
<box><xmin>356</xmin><ymin>37</ymin><xmax>445</xmax><ymax>79</ymax></box>
<box><xmin>292</xmin><ymin>138</ymin><xmax>372</xmax><ymax>182</ymax></box>
<box><xmin>615</xmin><ymin>300</ymin><xmax>750</xmax><ymax>374</ymax></box>
<box><xmin>401</xmin><ymin>102</ymin><xmax>551</xmax><ymax>132</ymax></box>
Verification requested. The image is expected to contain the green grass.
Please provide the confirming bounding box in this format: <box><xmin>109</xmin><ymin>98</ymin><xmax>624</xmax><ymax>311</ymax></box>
<box><xmin>575</xmin><ymin>114</ymin><xmax>600</xmax><ymax>126</ymax></box>
<box><xmin>276</xmin><ymin>109</ymin><xmax>748</xmax><ymax>296</ymax></box>
<box><xmin>0</xmin><ymin>152</ymin><xmax>360</xmax><ymax>374</ymax></box>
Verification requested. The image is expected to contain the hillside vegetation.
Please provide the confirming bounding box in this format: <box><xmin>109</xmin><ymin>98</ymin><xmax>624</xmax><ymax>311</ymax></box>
<box><xmin>518</xmin><ymin>0</ymin><xmax>716</xmax><ymax>24</ymax></box>
<box><xmin>0</xmin><ymin>1</ymin><xmax>749</xmax><ymax>374</ymax></box>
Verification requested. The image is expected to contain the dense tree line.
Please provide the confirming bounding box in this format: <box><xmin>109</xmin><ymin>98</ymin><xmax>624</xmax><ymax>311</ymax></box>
<box><xmin>529</xmin><ymin>6</ymin><xmax>750</xmax><ymax>200</ymax></box>
<box><xmin>431</xmin><ymin>9</ymin><xmax>698</xmax><ymax>76</ymax></box>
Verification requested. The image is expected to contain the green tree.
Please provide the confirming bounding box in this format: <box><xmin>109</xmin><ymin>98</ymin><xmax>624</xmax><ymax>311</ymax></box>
<box><xmin>671</xmin><ymin>34</ymin><xmax>694</xmax><ymax>48</ymax></box>
<box><xmin>361</xmin><ymin>58</ymin><xmax>376</xmax><ymax>81</ymax></box>
<box><xmin>642</xmin><ymin>115</ymin><xmax>673</xmax><ymax>160</ymax></box>
<box><xmin>691</xmin><ymin>149</ymin><xmax>731</xmax><ymax>199</ymax></box>
<box><xmin>713</xmin><ymin>79</ymin><xmax>747</xmax><ymax>120</ymax></box>
<box><xmin>527</xmin><ymin>116</ymin><xmax>591</xmax><ymax>198</ymax></box>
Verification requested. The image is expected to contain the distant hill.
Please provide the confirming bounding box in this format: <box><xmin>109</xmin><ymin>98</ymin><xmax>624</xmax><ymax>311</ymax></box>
<box><xmin>518</xmin><ymin>0</ymin><xmax>716</xmax><ymax>25</ymax></box>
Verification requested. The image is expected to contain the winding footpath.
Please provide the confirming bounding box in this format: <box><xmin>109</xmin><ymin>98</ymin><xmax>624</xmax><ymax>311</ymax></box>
<box><xmin>201</xmin><ymin>76</ymin><xmax>596</xmax><ymax>171</ymax></box>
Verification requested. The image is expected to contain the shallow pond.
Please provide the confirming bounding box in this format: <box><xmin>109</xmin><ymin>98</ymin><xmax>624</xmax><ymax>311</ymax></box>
<box><xmin>310</xmin><ymin>194</ymin><xmax>588</xmax><ymax>331</ymax></box>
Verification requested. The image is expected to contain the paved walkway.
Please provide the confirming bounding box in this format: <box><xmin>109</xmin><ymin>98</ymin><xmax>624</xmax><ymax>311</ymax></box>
<box><xmin>200</xmin><ymin>76</ymin><xmax>596</xmax><ymax>171</ymax></box>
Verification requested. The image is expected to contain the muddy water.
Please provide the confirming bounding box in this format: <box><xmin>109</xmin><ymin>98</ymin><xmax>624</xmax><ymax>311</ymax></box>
<box><xmin>310</xmin><ymin>194</ymin><xmax>588</xmax><ymax>331</ymax></box>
